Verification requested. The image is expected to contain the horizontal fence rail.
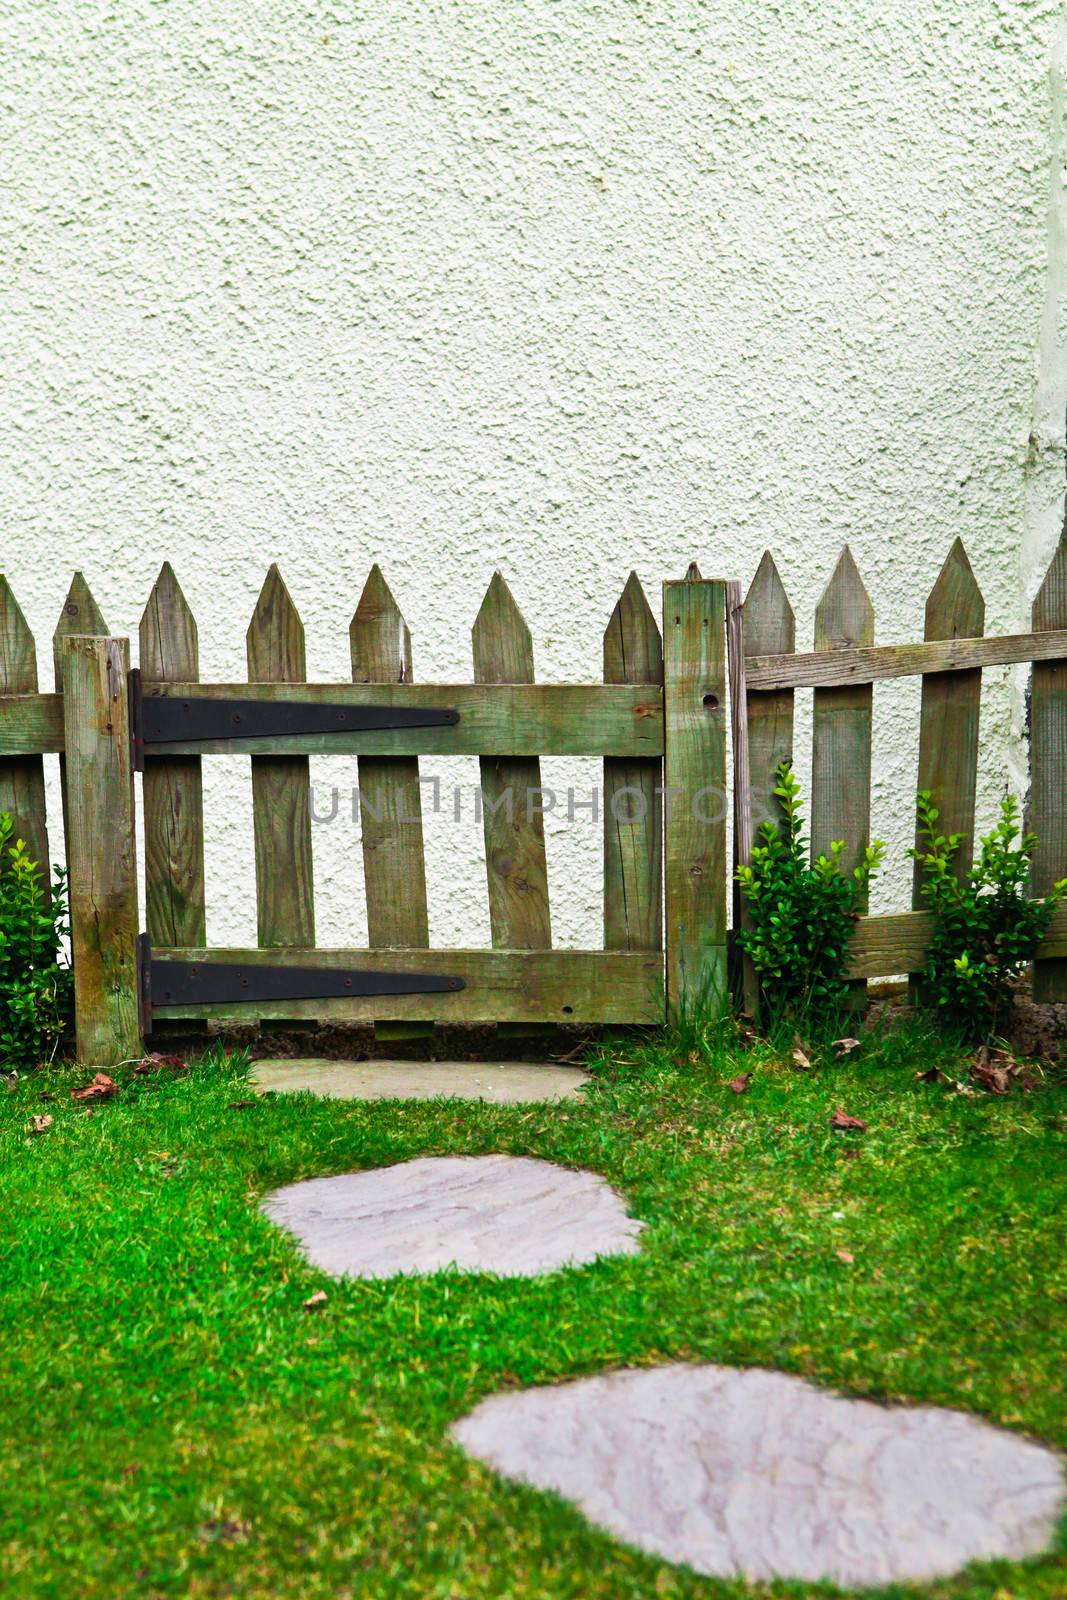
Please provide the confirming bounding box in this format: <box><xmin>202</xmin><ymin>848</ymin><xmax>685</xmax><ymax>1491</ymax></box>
<box><xmin>0</xmin><ymin>684</ymin><xmax>665</xmax><ymax>758</ymax></box>
<box><xmin>148</xmin><ymin>947</ymin><xmax>665</xmax><ymax>1025</ymax></box>
<box><xmin>746</xmin><ymin>627</ymin><xmax>1067</xmax><ymax>691</ymax></box>
<box><xmin>139</xmin><ymin>682</ymin><xmax>664</xmax><ymax>758</ymax></box>
<box><xmin>846</xmin><ymin>902</ymin><xmax>1067</xmax><ymax>981</ymax></box>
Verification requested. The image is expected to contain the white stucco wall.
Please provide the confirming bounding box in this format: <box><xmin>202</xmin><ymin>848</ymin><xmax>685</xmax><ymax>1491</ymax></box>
<box><xmin>1</xmin><ymin>1</ymin><xmax>1065</xmax><ymax>950</ymax></box>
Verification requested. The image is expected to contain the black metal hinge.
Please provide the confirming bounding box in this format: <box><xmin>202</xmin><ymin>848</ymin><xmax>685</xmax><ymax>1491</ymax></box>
<box><xmin>129</xmin><ymin>671</ymin><xmax>459</xmax><ymax>769</ymax></box>
<box><xmin>137</xmin><ymin>936</ymin><xmax>464</xmax><ymax>1031</ymax></box>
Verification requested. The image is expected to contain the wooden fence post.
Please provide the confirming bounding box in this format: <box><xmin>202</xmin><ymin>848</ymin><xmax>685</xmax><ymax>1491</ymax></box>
<box><xmin>663</xmin><ymin>570</ymin><xmax>727</xmax><ymax>1020</ymax></box>
<box><xmin>61</xmin><ymin>635</ymin><xmax>142</xmax><ymax>1065</ymax></box>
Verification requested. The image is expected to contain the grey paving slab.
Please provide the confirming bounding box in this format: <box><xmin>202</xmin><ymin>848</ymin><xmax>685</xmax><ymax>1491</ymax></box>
<box><xmin>452</xmin><ymin>1363</ymin><xmax>1064</xmax><ymax>1588</ymax></box>
<box><xmin>262</xmin><ymin>1155</ymin><xmax>643</xmax><ymax>1278</ymax></box>
<box><xmin>252</xmin><ymin>1058</ymin><xmax>590</xmax><ymax>1103</ymax></box>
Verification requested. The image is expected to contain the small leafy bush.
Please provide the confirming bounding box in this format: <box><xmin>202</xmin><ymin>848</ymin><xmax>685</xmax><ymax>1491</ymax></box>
<box><xmin>736</xmin><ymin>762</ymin><xmax>884</xmax><ymax>1025</ymax></box>
<box><xmin>0</xmin><ymin>813</ymin><xmax>72</xmax><ymax>1070</ymax></box>
<box><xmin>912</xmin><ymin>791</ymin><xmax>1065</xmax><ymax>1040</ymax></box>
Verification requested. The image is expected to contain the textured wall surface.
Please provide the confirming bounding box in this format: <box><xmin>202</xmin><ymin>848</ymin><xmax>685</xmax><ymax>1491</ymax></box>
<box><xmin>1</xmin><ymin>1</ymin><xmax>1065</xmax><ymax>948</ymax></box>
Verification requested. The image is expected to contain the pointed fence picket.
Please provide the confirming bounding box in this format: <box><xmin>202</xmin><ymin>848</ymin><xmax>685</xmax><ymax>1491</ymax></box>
<box><xmin>603</xmin><ymin>572</ymin><xmax>662</xmax><ymax>954</ymax></box>
<box><xmin>351</xmin><ymin>566</ymin><xmax>432</xmax><ymax>1041</ymax></box>
<box><xmin>1030</xmin><ymin>537</ymin><xmax>1067</xmax><ymax>1002</ymax></box>
<box><xmin>247</xmin><ymin>566</ymin><xmax>315</xmax><ymax>948</ymax></box>
<box><xmin>140</xmin><ymin>563</ymin><xmax>206</xmax><ymax>949</ymax></box>
<box><xmin>471</xmin><ymin>573</ymin><xmax>552</xmax><ymax>952</ymax></box>
<box><xmin>0</xmin><ymin>577</ymin><xmax>49</xmax><ymax>877</ymax></box>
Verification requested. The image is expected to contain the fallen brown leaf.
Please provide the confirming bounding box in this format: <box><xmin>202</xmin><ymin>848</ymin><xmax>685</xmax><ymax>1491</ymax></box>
<box><xmin>227</xmin><ymin>1100</ymin><xmax>256</xmax><ymax>1111</ymax></box>
<box><xmin>835</xmin><ymin>1248</ymin><xmax>855</xmax><ymax>1264</ymax></box>
<box><xmin>843</xmin><ymin>1148</ymin><xmax>862</xmax><ymax>1160</ymax></box>
<box><xmin>970</xmin><ymin>1045</ymin><xmax>1022</xmax><ymax>1095</ymax></box>
<box><xmin>133</xmin><ymin>1052</ymin><xmax>188</xmax><ymax>1076</ymax></box>
<box><xmin>37</xmin><ymin>1091</ymin><xmax>55</xmax><ymax>1101</ymax></box>
<box><xmin>727</xmin><ymin>1073</ymin><xmax>751</xmax><ymax>1095</ymax></box>
<box><xmin>830</xmin><ymin>1106</ymin><xmax>867</xmax><ymax>1132</ymax></box>
<box><xmin>833</xmin><ymin>1037</ymin><xmax>861</xmax><ymax>1055</ymax></box>
<box><xmin>791</xmin><ymin>1046</ymin><xmax>812</xmax><ymax>1071</ymax></box>
<box><xmin>29</xmin><ymin>1114</ymin><xmax>53</xmax><ymax>1135</ymax></box>
<box><xmin>303</xmin><ymin>1290</ymin><xmax>328</xmax><ymax>1312</ymax></box>
<box><xmin>971</xmin><ymin>1062</ymin><xmax>1011</xmax><ymax>1094</ymax></box>
<box><xmin>71</xmin><ymin>1072</ymin><xmax>116</xmax><ymax>1102</ymax></box>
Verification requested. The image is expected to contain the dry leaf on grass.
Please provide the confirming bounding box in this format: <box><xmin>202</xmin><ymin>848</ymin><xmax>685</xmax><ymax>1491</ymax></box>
<box><xmin>833</xmin><ymin>1037</ymin><xmax>861</xmax><ymax>1055</ymax></box>
<box><xmin>303</xmin><ymin>1290</ymin><xmax>328</xmax><ymax>1311</ymax></box>
<box><xmin>830</xmin><ymin>1106</ymin><xmax>867</xmax><ymax>1132</ymax></box>
<box><xmin>835</xmin><ymin>1249</ymin><xmax>855</xmax><ymax>1264</ymax></box>
<box><xmin>970</xmin><ymin>1046</ymin><xmax>1022</xmax><ymax>1096</ymax></box>
<box><xmin>133</xmin><ymin>1052</ymin><xmax>188</xmax><ymax>1076</ymax></box>
<box><xmin>28</xmin><ymin>1114</ymin><xmax>53</xmax><ymax>1135</ymax></box>
<box><xmin>791</xmin><ymin>1045</ymin><xmax>812</xmax><ymax>1071</ymax></box>
<box><xmin>727</xmin><ymin>1073</ymin><xmax>751</xmax><ymax>1095</ymax></box>
<box><xmin>227</xmin><ymin>1100</ymin><xmax>256</xmax><ymax>1111</ymax></box>
<box><xmin>71</xmin><ymin>1073</ymin><xmax>116</xmax><ymax>1102</ymax></box>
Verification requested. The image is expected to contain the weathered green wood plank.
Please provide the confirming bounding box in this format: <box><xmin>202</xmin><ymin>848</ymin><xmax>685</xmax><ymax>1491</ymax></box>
<box><xmin>141</xmin><ymin>682</ymin><xmax>663</xmax><ymax>758</ymax></box>
<box><xmin>351</xmin><ymin>566</ymin><xmax>432</xmax><ymax>1043</ymax></box>
<box><xmin>745</xmin><ymin>626</ymin><xmax>1067</xmax><ymax>690</ymax></box>
<box><xmin>910</xmin><ymin>540</ymin><xmax>984</xmax><ymax>997</ymax></box>
<box><xmin>61</xmin><ymin>636</ymin><xmax>141</xmax><ymax>1064</ymax></box>
<box><xmin>247</xmin><ymin>567</ymin><xmax>314</xmax><ymax>948</ymax></box>
<box><xmin>140</xmin><ymin>564</ymin><xmax>206</xmax><ymax>947</ymax></box>
<box><xmin>0</xmin><ymin>577</ymin><xmax>49</xmax><ymax>875</ymax></box>
<box><xmin>603</xmin><ymin>572</ymin><xmax>662</xmax><ymax>953</ymax></box>
<box><xmin>1030</xmin><ymin>535</ymin><xmax>1067</xmax><ymax>1001</ymax></box>
<box><xmin>736</xmin><ymin>555</ymin><xmax>795</xmax><ymax>1015</ymax></box>
<box><xmin>472</xmin><ymin>573</ymin><xmax>552</xmax><ymax>950</ymax></box>
<box><xmin>151</xmin><ymin>946</ymin><xmax>663</xmax><ymax>1024</ymax></box>
<box><xmin>53</xmin><ymin>574</ymin><xmax>107</xmax><ymax>879</ymax></box>
<box><xmin>743</xmin><ymin>552</ymin><xmax>795</xmax><ymax>820</ymax></box>
<box><xmin>726</xmin><ymin>579</ymin><xmax>756</xmax><ymax>1014</ymax></box>
<box><xmin>812</xmin><ymin>548</ymin><xmax>873</xmax><ymax>1009</ymax></box>
<box><xmin>848</xmin><ymin>901</ymin><xmax>1067</xmax><ymax>980</ymax></box>
<box><xmin>351</xmin><ymin>567</ymin><xmax>429</xmax><ymax>947</ymax></box>
<box><xmin>0</xmin><ymin>695</ymin><xmax>64</xmax><ymax>755</ymax></box>
<box><xmin>663</xmin><ymin>575</ymin><xmax>727</xmax><ymax>1017</ymax></box>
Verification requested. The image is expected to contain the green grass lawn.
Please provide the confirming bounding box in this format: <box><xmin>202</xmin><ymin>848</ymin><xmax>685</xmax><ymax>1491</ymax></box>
<box><xmin>1</xmin><ymin>1020</ymin><xmax>1065</xmax><ymax>1599</ymax></box>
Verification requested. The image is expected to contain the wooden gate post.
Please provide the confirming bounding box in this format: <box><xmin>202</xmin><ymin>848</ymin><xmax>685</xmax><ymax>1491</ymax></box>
<box><xmin>663</xmin><ymin>571</ymin><xmax>728</xmax><ymax>1020</ymax></box>
<box><xmin>61</xmin><ymin>635</ymin><xmax>142</xmax><ymax>1065</ymax></box>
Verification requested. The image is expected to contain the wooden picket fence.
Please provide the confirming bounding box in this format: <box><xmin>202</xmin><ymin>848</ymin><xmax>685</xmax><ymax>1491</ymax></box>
<box><xmin>0</xmin><ymin>539</ymin><xmax>1064</xmax><ymax>1065</ymax></box>
<box><xmin>0</xmin><ymin>565</ymin><xmax>727</xmax><ymax>1062</ymax></box>
<box><xmin>738</xmin><ymin>536</ymin><xmax>1067</xmax><ymax>1007</ymax></box>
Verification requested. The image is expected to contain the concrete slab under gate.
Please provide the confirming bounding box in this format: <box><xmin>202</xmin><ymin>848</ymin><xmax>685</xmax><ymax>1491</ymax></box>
<box><xmin>251</xmin><ymin>1058</ymin><xmax>590</xmax><ymax>1103</ymax></box>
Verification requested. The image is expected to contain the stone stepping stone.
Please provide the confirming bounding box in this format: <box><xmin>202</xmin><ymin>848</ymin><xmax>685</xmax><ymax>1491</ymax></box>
<box><xmin>452</xmin><ymin>1364</ymin><xmax>1064</xmax><ymax>1588</ymax></box>
<box><xmin>252</xmin><ymin>1058</ymin><xmax>589</xmax><ymax>1103</ymax></box>
<box><xmin>262</xmin><ymin>1155</ymin><xmax>643</xmax><ymax>1278</ymax></box>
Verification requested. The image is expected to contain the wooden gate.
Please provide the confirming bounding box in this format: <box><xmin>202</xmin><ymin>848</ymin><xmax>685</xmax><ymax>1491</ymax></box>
<box><xmin>1</xmin><ymin>566</ymin><xmax>729</xmax><ymax>1063</ymax></box>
